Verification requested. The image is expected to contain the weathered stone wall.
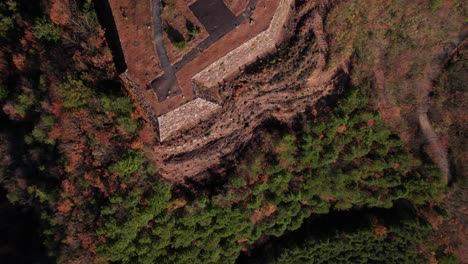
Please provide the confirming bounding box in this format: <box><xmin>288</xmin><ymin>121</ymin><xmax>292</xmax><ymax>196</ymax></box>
<box><xmin>158</xmin><ymin>98</ymin><xmax>221</xmax><ymax>141</ymax></box>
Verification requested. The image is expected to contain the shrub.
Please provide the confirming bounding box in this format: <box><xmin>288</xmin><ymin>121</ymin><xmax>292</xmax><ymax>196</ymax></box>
<box><xmin>6</xmin><ymin>192</ymin><xmax>19</xmax><ymax>203</ymax></box>
<box><xmin>33</xmin><ymin>18</ymin><xmax>61</xmax><ymax>43</ymax></box>
<box><xmin>0</xmin><ymin>15</ymin><xmax>13</xmax><ymax>39</ymax></box>
<box><xmin>431</xmin><ymin>0</ymin><xmax>442</xmax><ymax>12</ymax></box>
<box><xmin>29</xmin><ymin>115</ymin><xmax>56</xmax><ymax>145</ymax></box>
<box><xmin>110</xmin><ymin>150</ymin><xmax>144</xmax><ymax>177</ymax></box>
<box><xmin>14</xmin><ymin>93</ymin><xmax>34</xmax><ymax>117</ymax></box>
<box><xmin>117</xmin><ymin>116</ymin><xmax>138</xmax><ymax>134</ymax></box>
<box><xmin>174</xmin><ymin>40</ymin><xmax>186</xmax><ymax>50</ymax></box>
<box><xmin>165</xmin><ymin>23</ymin><xmax>186</xmax><ymax>50</ymax></box>
<box><xmin>0</xmin><ymin>0</ymin><xmax>16</xmax><ymax>39</ymax></box>
<box><xmin>0</xmin><ymin>83</ymin><xmax>7</xmax><ymax>101</ymax></box>
<box><xmin>186</xmin><ymin>19</ymin><xmax>200</xmax><ymax>38</ymax></box>
<box><xmin>58</xmin><ymin>76</ymin><xmax>93</xmax><ymax>109</ymax></box>
<box><xmin>101</xmin><ymin>96</ymin><xmax>134</xmax><ymax>114</ymax></box>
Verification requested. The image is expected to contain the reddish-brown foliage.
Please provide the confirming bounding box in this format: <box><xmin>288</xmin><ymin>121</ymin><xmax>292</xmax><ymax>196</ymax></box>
<box><xmin>16</xmin><ymin>178</ymin><xmax>28</xmax><ymax>190</ymax></box>
<box><xmin>22</xmin><ymin>23</ymin><xmax>40</xmax><ymax>51</ymax></box>
<box><xmin>61</xmin><ymin>179</ymin><xmax>77</xmax><ymax>196</ymax></box>
<box><xmin>130</xmin><ymin>139</ymin><xmax>144</xmax><ymax>150</ymax></box>
<box><xmin>165</xmin><ymin>198</ymin><xmax>187</xmax><ymax>211</ymax></box>
<box><xmin>248</xmin><ymin>174</ymin><xmax>269</xmax><ymax>185</ymax></box>
<box><xmin>86</xmin><ymin>33</ymin><xmax>105</xmax><ymax>51</ymax></box>
<box><xmin>237</xmin><ymin>237</ymin><xmax>249</xmax><ymax>244</ymax></box>
<box><xmin>0</xmin><ymin>50</ymin><xmax>6</xmax><ymax>73</ymax></box>
<box><xmin>78</xmin><ymin>232</ymin><xmax>97</xmax><ymax>254</ymax></box>
<box><xmin>336</xmin><ymin>125</ymin><xmax>347</xmax><ymax>133</ymax></box>
<box><xmin>138</xmin><ymin>125</ymin><xmax>155</xmax><ymax>144</ymax></box>
<box><xmin>64</xmin><ymin>138</ymin><xmax>87</xmax><ymax>173</ymax></box>
<box><xmin>84</xmin><ymin>172</ymin><xmax>108</xmax><ymax>196</ymax></box>
<box><xmin>370</xmin><ymin>216</ymin><xmax>387</xmax><ymax>237</ymax></box>
<box><xmin>57</xmin><ymin>199</ymin><xmax>74</xmax><ymax>215</ymax></box>
<box><xmin>49</xmin><ymin>0</ymin><xmax>71</xmax><ymax>26</ymax></box>
<box><xmin>319</xmin><ymin>196</ymin><xmax>337</xmax><ymax>203</ymax></box>
<box><xmin>374</xmin><ymin>224</ymin><xmax>387</xmax><ymax>237</ymax></box>
<box><xmin>71</xmin><ymin>29</ymin><xmax>114</xmax><ymax>79</ymax></box>
<box><xmin>50</xmin><ymin>101</ymin><xmax>63</xmax><ymax>116</ymax></box>
<box><xmin>419</xmin><ymin>208</ymin><xmax>444</xmax><ymax>230</ymax></box>
<box><xmin>94</xmin><ymin>130</ymin><xmax>113</xmax><ymax>146</ymax></box>
<box><xmin>48</xmin><ymin>124</ymin><xmax>62</xmax><ymax>140</ymax></box>
<box><xmin>107</xmin><ymin>173</ymin><xmax>120</xmax><ymax>194</ymax></box>
<box><xmin>2</xmin><ymin>103</ymin><xmax>21</xmax><ymax>120</ymax></box>
<box><xmin>12</xmin><ymin>54</ymin><xmax>27</xmax><ymax>71</ymax></box>
<box><xmin>249</xmin><ymin>203</ymin><xmax>277</xmax><ymax>224</ymax></box>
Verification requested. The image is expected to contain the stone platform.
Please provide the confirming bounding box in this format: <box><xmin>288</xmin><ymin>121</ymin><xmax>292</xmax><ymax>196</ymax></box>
<box><xmin>158</xmin><ymin>98</ymin><xmax>221</xmax><ymax>141</ymax></box>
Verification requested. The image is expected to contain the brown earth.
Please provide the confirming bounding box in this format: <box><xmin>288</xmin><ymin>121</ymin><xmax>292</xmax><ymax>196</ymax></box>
<box><xmin>109</xmin><ymin>0</ymin><xmax>162</xmax><ymax>89</ymax></box>
<box><xmin>161</xmin><ymin>0</ymin><xmax>209</xmax><ymax>64</ymax></box>
<box><xmin>224</xmin><ymin>0</ymin><xmax>250</xmax><ymax>15</ymax></box>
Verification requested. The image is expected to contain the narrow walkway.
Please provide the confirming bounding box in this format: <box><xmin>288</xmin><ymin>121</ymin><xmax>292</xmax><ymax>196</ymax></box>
<box><xmin>151</xmin><ymin>0</ymin><xmax>181</xmax><ymax>101</ymax></box>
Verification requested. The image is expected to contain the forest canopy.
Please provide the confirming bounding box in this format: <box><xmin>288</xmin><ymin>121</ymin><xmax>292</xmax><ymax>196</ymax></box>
<box><xmin>95</xmin><ymin>87</ymin><xmax>444</xmax><ymax>263</ymax></box>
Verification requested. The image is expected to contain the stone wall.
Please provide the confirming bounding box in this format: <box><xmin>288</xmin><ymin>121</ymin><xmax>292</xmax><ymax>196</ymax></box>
<box><xmin>158</xmin><ymin>98</ymin><xmax>221</xmax><ymax>141</ymax></box>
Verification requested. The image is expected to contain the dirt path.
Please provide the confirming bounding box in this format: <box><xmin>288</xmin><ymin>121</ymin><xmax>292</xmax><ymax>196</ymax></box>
<box><xmin>417</xmin><ymin>38</ymin><xmax>466</xmax><ymax>183</ymax></box>
<box><xmin>417</xmin><ymin>71</ymin><xmax>450</xmax><ymax>182</ymax></box>
<box><xmin>374</xmin><ymin>34</ymin><xmax>467</xmax><ymax>183</ymax></box>
<box><xmin>374</xmin><ymin>61</ymin><xmax>450</xmax><ymax>182</ymax></box>
<box><xmin>418</xmin><ymin>101</ymin><xmax>450</xmax><ymax>182</ymax></box>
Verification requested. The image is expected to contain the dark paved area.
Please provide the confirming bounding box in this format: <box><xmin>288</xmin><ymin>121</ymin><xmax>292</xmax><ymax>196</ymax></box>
<box><xmin>151</xmin><ymin>74</ymin><xmax>181</xmax><ymax>100</ymax></box>
<box><xmin>189</xmin><ymin>0</ymin><xmax>237</xmax><ymax>35</ymax></box>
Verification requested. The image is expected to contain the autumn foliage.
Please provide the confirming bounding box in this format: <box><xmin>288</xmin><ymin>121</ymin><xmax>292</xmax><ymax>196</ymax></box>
<box><xmin>0</xmin><ymin>0</ymin><xmax>459</xmax><ymax>263</ymax></box>
<box><xmin>49</xmin><ymin>0</ymin><xmax>71</xmax><ymax>26</ymax></box>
